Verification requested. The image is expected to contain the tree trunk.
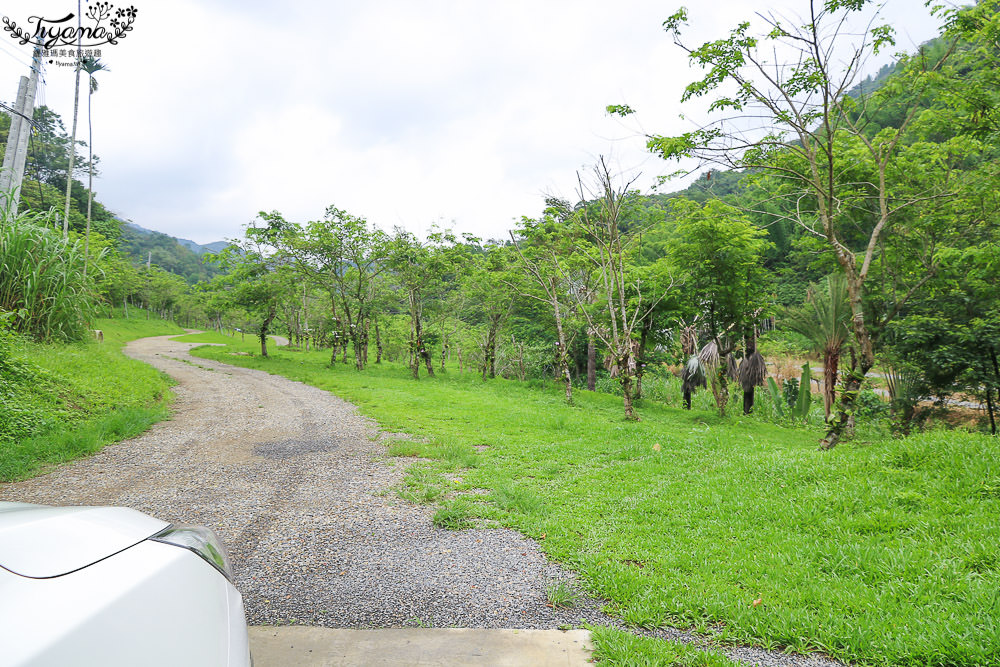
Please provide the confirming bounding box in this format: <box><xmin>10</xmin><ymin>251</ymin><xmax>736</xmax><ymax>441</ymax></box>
<box><xmin>375</xmin><ymin>317</ymin><xmax>383</xmax><ymax>364</ymax></box>
<box><xmin>711</xmin><ymin>366</ymin><xmax>729</xmax><ymax>418</ymax></box>
<box><xmin>822</xmin><ymin>348</ymin><xmax>840</xmax><ymax>421</ymax></box>
<box><xmin>683</xmin><ymin>388</ymin><xmax>692</xmax><ymax>410</ymax></box>
<box><xmin>409</xmin><ymin>291</ymin><xmax>422</xmax><ymax>379</ymax></box>
<box><xmin>819</xmin><ymin>356</ymin><xmax>873</xmax><ymax>450</ymax></box>
<box><xmin>512</xmin><ymin>335</ymin><xmax>526</xmax><ymax>381</ymax></box>
<box><xmin>742</xmin><ymin>329</ymin><xmax>756</xmax><ymax>415</ymax></box>
<box><xmin>259</xmin><ymin>309</ymin><xmax>275</xmax><ymax>358</ymax></box>
<box><xmin>553</xmin><ymin>300</ymin><xmax>573</xmax><ymax>404</ymax></box>
<box><xmin>985</xmin><ymin>386</ymin><xmax>997</xmax><ymax>436</ymax></box>
<box><xmin>422</xmin><ymin>342</ymin><xmax>435</xmax><ymax>377</ymax></box>
<box><xmin>989</xmin><ymin>347</ymin><xmax>1000</xmax><ymax>436</ymax></box>
<box><xmin>822</xmin><ymin>264</ymin><xmax>875</xmax><ymax>449</ymax></box>
<box><xmin>621</xmin><ymin>372</ymin><xmax>639</xmax><ymax>421</ymax></box>
<box><xmin>743</xmin><ymin>387</ymin><xmax>755</xmax><ymax>415</ymax></box>
<box><xmin>353</xmin><ymin>335</ymin><xmax>364</xmax><ymax>370</ymax></box>
<box><xmin>585</xmin><ymin>333</ymin><xmax>597</xmax><ymax>388</ymax></box>
<box><xmin>63</xmin><ymin>9</ymin><xmax>82</xmax><ymax>239</ymax></box>
<box><xmin>636</xmin><ymin>321</ymin><xmax>650</xmax><ymax>401</ymax></box>
<box><xmin>84</xmin><ymin>75</ymin><xmax>94</xmax><ymax>277</ymax></box>
<box><xmin>483</xmin><ymin>314</ymin><xmax>499</xmax><ymax>379</ymax></box>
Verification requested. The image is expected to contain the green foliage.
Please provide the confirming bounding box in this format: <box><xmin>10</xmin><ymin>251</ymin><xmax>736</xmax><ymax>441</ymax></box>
<box><xmin>591</xmin><ymin>627</ymin><xmax>740</xmax><ymax>667</ymax></box>
<box><xmin>544</xmin><ymin>580</ymin><xmax>578</xmax><ymax>608</ymax></box>
<box><xmin>782</xmin><ymin>377</ymin><xmax>799</xmax><ymax>411</ymax></box>
<box><xmin>782</xmin><ymin>274</ymin><xmax>850</xmax><ymax>357</ymax></box>
<box><xmin>432</xmin><ymin>498</ymin><xmax>476</xmax><ymax>530</ymax></box>
<box><xmin>766</xmin><ymin>377</ymin><xmax>784</xmax><ymax>418</ymax></box>
<box><xmin>794</xmin><ymin>363</ymin><xmax>812</xmax><ymax>421</ymax></box>
<box><xmin>0</xmin><ymin>314</ymin><xmax>182</xmax><ymax>480</ymax></box>
<box><xmin>120</xmin><ymin>226</ymin><xmax>223</xmax><ymax>284</ymax></box>
<box><xmin>666</xmin><ymin>198</ymin><xmax>772</xmax><ymax>338</ymax></box>
<box><xmin>0</xmin><ymin>208</ymin><xmax>98</xmax><ymax>342</ymax></box>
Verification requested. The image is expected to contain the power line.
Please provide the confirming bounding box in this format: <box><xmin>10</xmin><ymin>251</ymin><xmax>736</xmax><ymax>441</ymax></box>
<box><xmin>0</xmin><ymin>40</ymin><xmax>32</xmax><ymax>68</ymax></box>
<box><xmin>0</xmin><ymin>100</ymin><xmax>40</xmax><ymax>129</ymax></box>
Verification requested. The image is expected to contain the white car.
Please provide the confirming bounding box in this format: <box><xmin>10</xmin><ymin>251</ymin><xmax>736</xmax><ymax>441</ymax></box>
<box><xmin>0</xmin><ymin>502</ymin><xmax>251</xmax><ymax>667</ymax></box>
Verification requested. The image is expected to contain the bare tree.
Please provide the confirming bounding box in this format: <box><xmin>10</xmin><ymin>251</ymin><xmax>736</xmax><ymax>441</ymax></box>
<box><xmin>569</xmin><ymin>157</ymin><xmax>668</xmax><ymax>420</ymax></box>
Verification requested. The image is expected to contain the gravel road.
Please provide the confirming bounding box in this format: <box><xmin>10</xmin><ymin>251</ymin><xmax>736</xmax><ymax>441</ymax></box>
<box><xmin>0</xmin><ymin>334</ymin><xmax>842</xmax><ymax>667</ymax></box>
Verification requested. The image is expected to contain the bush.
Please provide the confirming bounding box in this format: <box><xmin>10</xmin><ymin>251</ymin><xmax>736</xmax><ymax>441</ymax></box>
<box><xmin>856</xmin><ymin>387</ymin><xmax>888</xmax><ymax>418</ymax></box>
<box><xmin>0</xmin><ymin>209</ymin><xmax>99</xmax><ymax>342</ymax></box>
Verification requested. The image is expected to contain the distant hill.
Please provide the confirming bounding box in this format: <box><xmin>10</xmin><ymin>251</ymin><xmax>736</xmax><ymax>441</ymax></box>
<box><xmin>121</xmin><ymin>223</ymin><xmax>227</xmax><ymax>283</ymax></box>
<box><xmin>126</xmin><ymin>223</ymin><xmax>229</xmax><ymax>256</ymax></box>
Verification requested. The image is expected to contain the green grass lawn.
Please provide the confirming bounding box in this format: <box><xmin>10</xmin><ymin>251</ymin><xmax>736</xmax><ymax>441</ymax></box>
<box><xmin>0</xmin><ymin>313</ymin><xmax>184</xmax><ymax>481</ymax></box>
<box><xmin>186</xmin><ymin>339</ymin><xmax>999</xmax><ymax>667</ymax></box>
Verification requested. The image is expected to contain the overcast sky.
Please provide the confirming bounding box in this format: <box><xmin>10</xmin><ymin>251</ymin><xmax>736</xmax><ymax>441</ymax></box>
<box><xmin>0</xmin><ymin>1</ymin><xmax>943</xmax><ymax>244</ymax></box>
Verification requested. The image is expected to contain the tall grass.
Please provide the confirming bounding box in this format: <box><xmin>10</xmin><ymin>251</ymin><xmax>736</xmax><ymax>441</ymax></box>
<box><xmin>0</xmin><ymin>206</ymin><xmax>98</xmax><ymax>342</ymax></box>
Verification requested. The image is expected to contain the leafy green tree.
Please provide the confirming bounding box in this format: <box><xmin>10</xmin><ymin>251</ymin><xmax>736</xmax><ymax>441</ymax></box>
<box><xmin>567</xmin><ymin>158</ymin><xmax>666</xmax><ymax>420</ymax></box>
<box><xmin>387</xmin><ymin>227</ymin><xmax>458</xmax><ymax>379</ymax></box>
<box><xmin>666</xmin><ymin>198</ymin><xmax>772</xmax><ymax>416</ymax></box>
<box><xmin>888</xmin><ymin>239</ymin><xmax>1000</xmax><ymax>433</ymax></box>
<box><xmin>510</xmin><ymin>207</ymin><xmax>586</xmax><ymax>403</ymax></box>
<box><xmin>459</xmin><ymin>239</ymin><xmax>518</xmax><ymax>381</ymax></box>
<box><xmin>612</xmin><ymin>0</ymin><xmax>989</xmax><ymax>446</ymax></box>
<box><xmin>210</xmin><ymin>218</ymin><xmax>294</xmax><ymax>357</ymax></box>
<box><xmin>275</xmin><ymin>206</ymin><xmax>389</xmax><ymax>369</ymax></box>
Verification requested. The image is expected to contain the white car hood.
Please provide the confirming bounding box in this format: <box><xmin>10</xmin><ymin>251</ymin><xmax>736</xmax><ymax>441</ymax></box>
<box><xmin>0</xmin><ymin>502</ymin><xmax>170</xmax><ymax>578</ymax></box>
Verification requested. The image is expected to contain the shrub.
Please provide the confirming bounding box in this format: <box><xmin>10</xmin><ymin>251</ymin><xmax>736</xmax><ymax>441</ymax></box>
<box><xmin>0</xmin><ymin>208</ymin><xmax>98</xmax><ymax>342</ymax></box>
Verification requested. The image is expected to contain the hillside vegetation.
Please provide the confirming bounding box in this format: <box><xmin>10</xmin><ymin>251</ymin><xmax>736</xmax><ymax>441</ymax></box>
<box><xmin>0</xmin><ymin>313</ymin><xmax>183</xmax><ymax>481</ymax></box>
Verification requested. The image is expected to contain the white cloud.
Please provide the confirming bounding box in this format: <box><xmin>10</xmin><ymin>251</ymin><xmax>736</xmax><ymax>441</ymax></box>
<box><xmin>0</xmin><ymin>0</ymin><xmax>943</xmax><ymax>244</ymax></box>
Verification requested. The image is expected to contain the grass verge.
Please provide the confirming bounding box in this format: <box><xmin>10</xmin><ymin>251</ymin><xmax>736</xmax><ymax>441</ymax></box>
<box><xmin>187</xmin><ymin>339</ymin><xmax>1000</xmax><ymax>667</ymax></box>
<box><xmin>0</xmin><ymin>313</ymin><xmax>183</xmax><ymax>481</ymax></box>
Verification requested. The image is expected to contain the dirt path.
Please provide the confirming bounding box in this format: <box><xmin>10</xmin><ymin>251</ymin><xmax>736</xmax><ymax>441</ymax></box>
<box><xmin>0</xmin><ymin>334</ymin><xmax>603</xmax><ymax>629</ymax></box>
<box><xmin>0</xmin><ymin>334</ymin><xmax>842</xmax><ymax>666</ymax></box>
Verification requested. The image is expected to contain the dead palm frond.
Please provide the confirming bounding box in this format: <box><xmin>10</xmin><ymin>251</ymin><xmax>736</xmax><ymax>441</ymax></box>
<box><xmin>725</xmin><ymin>353</ymin><xmax>739</xmax><ymax>381</ymax></box>
<box><xmin>680</xmin><ymin>325</ymin><xmax>698</xmax><ymax>357</ymax></box>
<box><xmin>738</xmin><ymin>351</ymin><xmax>768</xmax><ymax>392</ymax></box>
<box><xmin>699</xmin><ymin>340</ymin><xmax>719</xmax><ymax>368</ymax></box>
<box><xmin>681</xmin><ymin>355</ymin><xmax>707</xmax><ymax>394</ymax></box>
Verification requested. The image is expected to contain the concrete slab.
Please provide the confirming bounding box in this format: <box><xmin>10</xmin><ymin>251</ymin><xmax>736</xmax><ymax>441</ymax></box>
<box><xmin>248</xmin><ymin>627</ymin><xmax>594</xmax><ymax>666</ymax></box>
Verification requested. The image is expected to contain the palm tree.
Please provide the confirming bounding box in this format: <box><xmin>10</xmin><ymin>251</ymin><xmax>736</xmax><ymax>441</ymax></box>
<box><xmin>63</xmin><ymin>1</ymin><xmax>83</xmax><ymax>239</ymax></box>
<box><xmin>783</xmin><ymin>273</ymin><xmax>851</xmax><ymax>421</ymax></box>
<box><xmin>81</xmin><ymin>57</ymin><xmax>109</xmax><ymax>277</ymax></box>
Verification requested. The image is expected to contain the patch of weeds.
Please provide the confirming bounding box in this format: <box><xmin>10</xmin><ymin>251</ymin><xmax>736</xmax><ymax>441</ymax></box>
<box><xmin>433</xmin><ymin>499</ymin><xmax>476</xmax><ymax>530</ymax></box>
<box><xmin>399</xmin><ymin>466</ymin><xmax>445</xmax><ymax>504</ymax></box>
<box><xmin>440</xmin><ymin>441</ymin><xmax>479</xmax><ymax>468</ymax></box>
<box><xmin>590</xmin><ymin>626</ymin><xmax>740</xmax><ymax>666</ymax></box>
<box><xmin>387</xmin><ymin>439</ymin><xmax>433</xmax><ymax>458</ymax></box>
<box><xmin>399</xmin><ymin>484</ymin><xmax>445</xmax><ymax>504</ymax></box>
<box><xmin>545</xmin><ymin>580</ymin><xmax>579</xmax><ymax>609</ymax></box>
<box><xmin>491</xmin><ymin>483</ymin><xmax>547</xmax><ymax>516</ymax></box>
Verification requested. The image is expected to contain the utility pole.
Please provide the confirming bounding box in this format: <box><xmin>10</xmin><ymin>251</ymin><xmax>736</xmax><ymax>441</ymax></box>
<box><xmin>0</xmin><ymin>40</ymin><xmax>43</xmax><ymax>219</ymax></box>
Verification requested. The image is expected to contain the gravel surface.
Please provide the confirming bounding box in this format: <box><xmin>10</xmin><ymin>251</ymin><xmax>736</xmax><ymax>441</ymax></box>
<box><xmin>0</xmin><ymin>334</ymin><xmax>844</xmax><ymax>667</ymax></box>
